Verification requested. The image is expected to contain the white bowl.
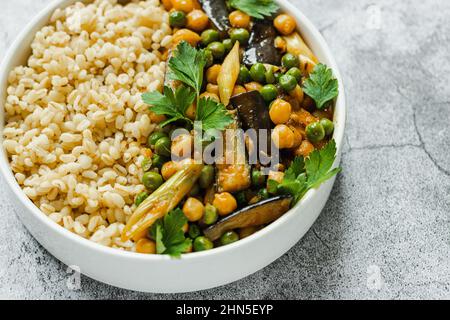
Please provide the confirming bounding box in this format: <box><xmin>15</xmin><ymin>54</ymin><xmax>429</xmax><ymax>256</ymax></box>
<box><xmin>0</xmin><ymin>0</ymin><xmax>346</xmax><ymax>293</ymax></box>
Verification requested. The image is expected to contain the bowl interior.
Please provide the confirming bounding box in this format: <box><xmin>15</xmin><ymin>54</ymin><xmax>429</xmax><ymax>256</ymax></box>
<box><xmin>0</xmin><ymin>0</ymin><xmax>346</xmax><ymax>262</ymax></box>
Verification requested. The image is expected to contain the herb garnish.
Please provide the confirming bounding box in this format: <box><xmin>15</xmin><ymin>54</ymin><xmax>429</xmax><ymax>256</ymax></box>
<box><xmin>142</xmin><ymin>85</ymin><xmax>195</xmax><ymax>127</ymax></box>
<box><xmin>149</xmin><ymin>208</ymin><xmax>192</xmax><ymax>258</ymax></box>
<box><xmin>229</xmin><ymin>0</ymin><xmax>279</xmax><ymax>19</ymax></box>
<box><xmin>302</xmin><ymin>63</ymin><xmax>339</xmax><ymax>110</ymax></box>
<box><xmin>142</xmin><ymin>41</ymin><xmax>233</xmax><ymax>131</ymax></box>
<box><xmin>167</xmin><ymin>41</ymin><xmax>206</xmax><ymax>97</ymax></box>
<box><xmin>268</xmin><ymin>140</ymin><xmax>341</xmax><ymax>204</ymax></box>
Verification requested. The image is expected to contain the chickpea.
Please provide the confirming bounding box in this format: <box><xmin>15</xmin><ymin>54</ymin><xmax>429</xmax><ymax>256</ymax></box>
<box><xmin>244</xmin><ymin>81</ymin><xmax>263</xmax><ymax>92</ymax></box>
<box><xmin>183</xmin><ymin>197</ymin><xmax>205</xmax><ymax>222</ymax></box>
<box><xmin>149</xmin><ymin>111</ymin><xmax>166</xmax><ymax>124</ymax></box>
<box><xmin>206</xmin><ymin>64</ymin><xmax>221</xmax><ymax>84</ymax></box>
<box><xmin>206</xmin><ymin>83</ymin><xmax>220</xmax><ymax>96</ymax></box>
<box><xmin>274</xmin><ymin>36</ymin><xmax>287</xmax><ymax>52</ymax></box>
<box><xmin>289</xmin><ymin>125</ymin><xmax>303</xmax><ymax>148</ymax></box>
<box><xmin>192</xmin><ymin>0</ymin><xmax>202</xmax><ymax>9</ymax></box>
<box><xmin>229</xmin><ymin>10</ymin><xmax>251</xmax><ymax>28</ymax></box>
<box><xmin>161</xmin><ymin>161</ymin><xmax>178</xmax><ymax>180</ymax></box>
<box><xmin>186</xmin><ymin>103</ymin><xmax>196</xmax><ymax>120</ymax></box>
<box><xmin>295</xmin><ymin>140</ymin><xmax>315</xmax><ymax>157</ymax></box>
<box><xmin>171</xmin><ymin>133</ymin><xmax>193</xmax><ymax>158</ymax></box>
<box><xmin>141</xmin><ymin>147</ymin><xmax>153</xmax><ymax>158</ymax></box>
<box><xmin>186</xmin><ymin>10</ymin><xmax>209</xmax><ymax>32</ymax></box>
<box><xmin>213</xmin><ymin>192</ymin><xmax>237</xmax><ymax>216</ymax></box>
<box><xmin>232</xmin><ymin>85</ymin><xmax>247</xmax><ymax>96</ymax></box>
<box><xmin>199</xmin><ymin>92</ymin><xmax>220</xmax><ymax>102</ymax></box>
<box><xmin>172</xmin><ymin>29</ymin><xmax>201</xmax><ymax>46</ymax></box>
<box><xmin>172</xmin><ymin>0</ymin><xmax>194</xmax><ymax>13</ymax></box>
<box><xmin>272</xmin><ymin>124</ymin><xmax>295</xmax><ymax>149</ymax></box>
<box><xmin>289</xmin><ymin>84</ymin><xmax>304</xmax><ymax>103</ymax></box>
<box><xmin>161</xmin><ymin>0</ymin><xmax>172</xmax><ymax>10</ymax></box>
<box><xmin>274</xmin><ymin>14</ymin><xmax>297</xmax><ymax>35</ymax></box>
<box><xmin>132</xmin><ymin>228</ymin><xmax>150</xmax><ymax>242</ymax></box>
<box><xmin>269</xmin><ymin>99</ymin><xmax>292</xmax><ymax>124</ymax></box>
<box><xmin>136</xmin><ymin>238</ymin><xmax>156</xmax><ymax>254</ymax></box>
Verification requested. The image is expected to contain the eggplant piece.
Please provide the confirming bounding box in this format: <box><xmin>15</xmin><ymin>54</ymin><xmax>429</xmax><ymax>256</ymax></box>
<box><xmin>216</xmin><ymin>112</ymin><xmax>251</xmax><ymax>193</ymax></box>
<box><xmin>231</xmin><ymin>91</ymin><xmax>273</xmax><ymax>161</ymax></box>
<box><xmin>199</xmin><ymin>0</ymin><xmax>231</xmax><ymax>37</ymax></box>
<box><xmin>231</xmin><ymin>91</ymin><xmax>271</xmax><ymax>131</ymax></box>
<box><xmin>204</xmin><ymin>195</ymin><xmax>292</xmax><ymax>241</ymax></box>
<box><xmin>243</xmin><ymin>21</ymin><xmax>282</xmax><ymax>66</ymax></box>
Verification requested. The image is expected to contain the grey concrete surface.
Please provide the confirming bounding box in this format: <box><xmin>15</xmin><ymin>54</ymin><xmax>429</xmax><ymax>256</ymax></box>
<box><xmin>0</xmin><ymin>0</ymin><xmax>449</xmax><ymax>300</ymax></box>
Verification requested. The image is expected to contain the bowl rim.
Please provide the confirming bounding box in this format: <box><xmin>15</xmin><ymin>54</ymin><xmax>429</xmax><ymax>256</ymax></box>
<box><xmin>0</xmin><ymin>0</ymin><xmax>346</xmax><ymax>262</ymax></box>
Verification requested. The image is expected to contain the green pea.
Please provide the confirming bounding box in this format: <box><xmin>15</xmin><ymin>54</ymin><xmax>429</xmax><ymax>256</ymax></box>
<box><xmin>135</xmin><ymin>192</ymin><xmax>149</xmax><ymax>206</ymax></box>
<box><xmin>202</xmin><ymin>204</ymin><xmax>218</xmax><ymax>225</ymax></box>
<box><xmin>306</xmin><ymin>122</ymin><xmax>325</xmax><ymax>142</ymax></box>
<box><xmin>265</xmin><ymin>67</ymin><xmax>276</xmax><ymax>84</ymax></box>
<box><xmin>223</xmin><ymin>38</ymin><xmax>234</xmax><ymax>52</ymax></box>
<box><xmin>203</xmin><ymin>49</ymin><xmax>214</xmax><ymax>68</ymax></box>
<box><xmin>201</xmin><ymin>29</ymin><xmax>220</xmax><ymax>46</ymax></box>
<box><xmin>188</xmin><ymin>224</ymin><xmax>201</xmax><ymax>239</ymax></box>
<box><xmin>151</xmin><ymin>154</ymin><xmax>166</xmax><ymax>169</ymax></box>
<box><xmin>257</xmin><ymin>188</ymin><xmax>269</xmax><ymax>201</ymax></box>
<box><xmin>141</xmin><ymin>157</ymin><xmax>152</xmax><ymax>172</ymax></box>
<box><xmin>251</xmin><ymin>169</ymin><xmax>266</xmax><ymax>187</ymax></box>
<box><xmin>320</xmin><ymin>118</ymin><xmax>334</xmax><ymax>136</ymax></box>
<box><xmin>282</xmin><ymin>53</ymin><xmax>299</xmax><ymax>69</ymax></box>
<box><xmin>199</xmin><ymin>165</ymin><xmax>215</xmax><ymax>189</ymax></box>
<box><xmin>193</xmin><ymin>236</ymin><xmax>214</xmax><ymax>251</ymax></box>
<box><xmin>148</xmin><ymin>132</ymin><xmax>167</xmax><ymax>147</ymax></box>
<box><xmin>279</xmin><ymin>74</ymin><xmax>297</xmax><ymax>92</ymax></box>
<box><xmin>235</xmin><ymin>191</ymin><xmax>247</xmax><ymax>206</ymax></box>
<box><xmin>286</xmin><ymin>67</ymin><xmax>302</xmax><ymax>82</ymax></box>
<box><xmin>229</xmin><ymin>28</ymin><xmax>250</xmax><ymax>45</ymax></box>
<box><xmin>188</xmin><ymin>184</ymin><xmax>200</xmax><ymax>197</ymax></box>
<box><xmin>238</xmin><ymin>65</ymin><xmax>251</xmax><ymax>84</ymax></box>
<box><xmin>169</xmin><ymin>11</ymin><xmax>187</xmax><ymax>28</ymax></box>
<box><xmin>260</xmin><ymin>84</ymin><xmax>278</xmax><ymax>102</ymax></box>
<box><xmin>154</xmin><ymin>136</ymin><xmax>171</xmax><ymax>157</ymax></box>
<box><xmin>207</xmin><ymin>41</ymin><xmax>226</xmax><ymax>60</ymax></box>
<box><xmin>250</xmin><ymin>63</ymin><xmax>266</xmax><ymax>83</ymax></box>
<box><xmin>220</xmin><ymin>231</ymin><xmax>239</xmax><ymax>246</ymax></box>
<box><xmin>142</xmin><ymin>171</ymin><xmax>163</xmax><ymax>192</ymax></box>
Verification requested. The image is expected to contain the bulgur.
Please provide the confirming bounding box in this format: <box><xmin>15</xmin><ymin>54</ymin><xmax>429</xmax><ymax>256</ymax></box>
<box><xmin>2</xmin><ymin>0</ymin><xmax>173</xmax><ymax>251</ymax></box>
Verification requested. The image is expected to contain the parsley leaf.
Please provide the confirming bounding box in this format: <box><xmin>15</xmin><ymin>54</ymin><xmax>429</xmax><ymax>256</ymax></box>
<box><xmin>302</xmin><ymin>63</ymin><xmax>339</xmax><ymax>109</ymax></box>
<box><xmin>196</xmin><ymin>98</ymin><xmax>234</xmax><ymax>131</ymax></box>
<box><xmin>150</xmin><ymin>209</ymin><xmax>192</xmax><ymax>258</ymax></box>
<box><xmin>168</xmin><ymin>41</ymin><xmax>207</xmax><ymax>95</ymax></box>
<box><xmin>142</xmin><ymin>85</ymin><xmax>196</xmax><ymax>127</ymax></box>
<box><xmin>305</xmin><ymin>139</ymin><xmax>342</xmax><ymax>189</ymax></box>
<box><xmin>142</xmin><ymin>42</ymin><xmax>232</xmax><ymax>134</ymax></box>
<box><xmin>229</xmin><ymin>0</ymin><xmax>279</xmax><ymax>19</ymax></box>
<box><xmin>283</xmin><ymin>157</ymin><xmax>305</xmax><ymax>181</ymax></box>
<box><xmin>270</xmin><ymin>140</ymin><xmax>341</xmax><ymax>205</ymax></box>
